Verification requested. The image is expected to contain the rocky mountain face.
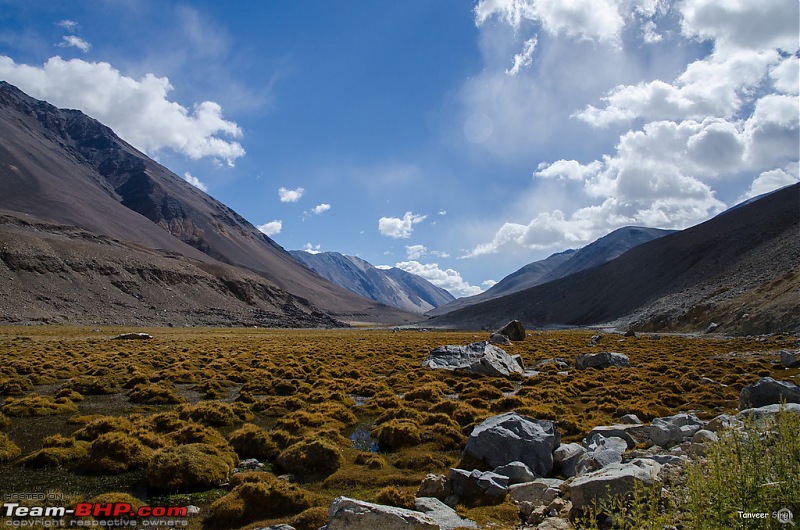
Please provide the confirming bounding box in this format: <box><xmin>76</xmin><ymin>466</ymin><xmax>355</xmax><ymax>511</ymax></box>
<box><xmin>429</xmin><ymin>184</ymin><xmax>800</xmax><ymax>335</ymax></box>
<box><xmin>429</xmin><ymin>227</ymin><xmax>673</xmax><ymax>317</ymax></box>
<box><xmin>289</xmin><ymin>251</ymin><xmax>454</xmax><ymax>314</ymax></box>
<box><xmin>0</xmin><ymin>81</ymin><xmax>416</xmax><ymax>325</ymax></box>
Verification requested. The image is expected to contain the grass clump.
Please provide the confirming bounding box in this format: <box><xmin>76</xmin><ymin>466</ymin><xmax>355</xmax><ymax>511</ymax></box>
<box><xmin>82</xmin><ymin>431</ymin><xmax>152</xmax><ymax>474</ymax></box>
<box><xmin>207</xmin><ymin>475</ymin><xmax>311</xmax><ymax>527</ymax></box>
<box><xmin>375</xmin><ymin>485</ymin><xmax>416</xmax><ymax>509</ymax></box>
<box><xmin>276</xmin><ymin>438</ymin><xmax>344</xmax><ymax>481</ymax></box>
<box><xmin>177</xmin><ymin>401</ymin><xmax>249</xmax><ymax>426</ymax></box>
<box><xmin>2</xmin><ymin>394</ymin><xmax>78</xmax><ymax>416</ymax></box>
<box><xmin>0</xmin><ymin>433</ymin><xmax>20</xmax><ymax>462</ymax></box>
<box><xmin>685</xmin><ymin>408</ymin><xmax>800</xmax><ymax>529</ymax></box>
<box><xmin>128</xmin><ymin>382</ymin><xmax>184</xmax><ymax>404</ymax></box>
<box><xmin>147</xmin><ymin>443</ymin><xmax>237</xmax><ymax>493</ymax></box>
<box><xmin>372</xmin><ymin>419</ymin><xmax>421</xmax><ymax>451</ymax></box>
<box><xmin>19</xmin><ymin>436</ymin><xmax>91</xmax><ymax>468</ymax></box>
<box><xmin>228</xmin><ymin>423</ymin><xmax>279</xmax><ymax>461</ymax></box>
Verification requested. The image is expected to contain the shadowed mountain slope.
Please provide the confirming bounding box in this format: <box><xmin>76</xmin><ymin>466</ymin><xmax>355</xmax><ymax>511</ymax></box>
<box><xmin>429</xmin><ymin>226</ymin><xmax>673</xmax><ymax>317</ymax></box>
<box><xmin>0</xmin><ymin>81</ymin><xmax>416</xmax><ymax>325</ymax></box>
<box><xmin>428</xmin><ymin>184</ymin><xmax>800</xmax><ymax>335</ymax></box>
<box><xmin>290</xmin><ymin>250</ymin><xmax>455</xmax><ymax>314</ymax></box>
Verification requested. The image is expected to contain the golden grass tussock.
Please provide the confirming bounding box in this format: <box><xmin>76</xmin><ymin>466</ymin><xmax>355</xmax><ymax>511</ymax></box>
<box><xmin>276</xmin><ymin>438</ymin><xmax>344</xmax><ymax>482</ymax></box>
<box><xmin>0</xmin><ymin>433</ymin><xmax>20</xmax><ymax>462</ymax></box>
<box><xmin>374</xmin><ymin>485</ymin><xmax>416</xmax><ymax>509</ymax></box>
<box><xmin>228</xmin><ymin>423</ymin><xmax>279</xmax><ymax>461</ymax></box>
<box><xmin>2</xmin><ymin>394</ymin><xmax>78</xmax><ymax>416</ymax></box>
<box><xmin>207</xmin><ymin>474</ymin><xmax>311</xmax><ymax>527</ymax></box>
<box><xmin>82</xmin><ymin>431</ymin><xmax>152</xmax><ymax>474</ymax></box>
<box><xmin>147</xmin><ymin>443</ymin><xmax>237</xmax><ymax>493</ymax></box>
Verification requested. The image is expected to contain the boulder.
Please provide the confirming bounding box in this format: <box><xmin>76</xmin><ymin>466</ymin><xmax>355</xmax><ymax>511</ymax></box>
<box><xmin>780</xmin><ymin>349</ymin><xmax>800</xmax><ymax>368</ymax></box>
<box><xmin>646</xmin><ymin>454</ymin><xmax>686</xmax><ymax>466</ymax></box>
<box><xmin>737</xmin><ymin>402</ymin><xmax>800</xmax><ymax>421</ymax></box>
<box><xmin>489</xmin><ymin>333</ymin><xmax>511</xmax><ymax>345</ymax></box>
<box><xmin>649</xmin><ymin>413</ymin><xmax>703</xmax><ymax>448</ymax></box>
<box><xmin>494</xmin><ymin>461</ymin><xmax>537</xmax><ymax>485</ymax></box>
<box><xmin>496</xmin><ymin>320</ymin><xmax>526</xmax><ymax>341</ymax></box>
<box><xmin>414</xmin><ymin>498</ymin><xmax>479</xmax><ymax>530</ymax></box>
<box><xmin>619</xmin><ymin>414</ymin><xmax>642</xmax><ymax>424</ymax></box>
<box><xmin>586</xmin><ymin>424</ymin><xmax>650</xmax><ymax>449</ymax></box>
<box><xmin>567</xmin><ymin>459</ymin><xmax>661</xmax><ymax>512</ymax></box>
<box><xmin>422</xmin><ymin>342</ymin><xmax>524</xmax><ymax>377</ymax></box>
<box><xmin>508</xmin><ymin>478</ymin><xmax>564</xmax><ymax>506</ymax></box>
<box><xmin>417</xmin><ymin>474</ymin><xmax>447</xmax><ymax>501</ymax></box>
<box><xmin>586</xmin><ymin>435</ymin><xmax>627</xmax><ymax>468</ymax></box>
<box><xmin>691</xmin><ymin>429</ymin><xmax>718</xmax><ymax>444</ymax></box>
<box><xmin>553</xmin><ymin>443</ymin><xmax>589</xmax><ymax>478</ymax></box>
<box><xmin>326</xmin><ymin>497</ymin><xmax>439</xmax><ymax>530</ymax></box>
<box><xmin>575</xmin><ymin>352</ymin><xmax>630</xmax><ymax>370</ymax></box>
<box><xmin>447</xmin><ymin>468</ymin><xmax>508</xmax><ymax>500</ymax></box>
<box><xmin>534</xmin><ymin>358</ymin><xmax>570</xmax><ymax>370</ymax></box>
<box><xmin>739</xmin><ymin>377</ymin><xmax>800</xmax><ymax>409</ymax></box>
<box><xmin>464</xmin><ymin>412</ymin><xmax>561</xmax><ymax>477</ymax></box>
<box><xmin>705</xmin><ymin>413</ymin><xmax>738</xmax><ymax>432</ymax></box>
<box><xmin>111</xmin><ymin>332</ymin><xmax>152</xmax><ymax>340</ymax></box>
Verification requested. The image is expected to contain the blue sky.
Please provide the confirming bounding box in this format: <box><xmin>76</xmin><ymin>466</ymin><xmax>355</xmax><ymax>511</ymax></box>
<box><xmin>0</xmin><ymin>1</ymin><xmax>797</xmax><ymax>297</ymax></box>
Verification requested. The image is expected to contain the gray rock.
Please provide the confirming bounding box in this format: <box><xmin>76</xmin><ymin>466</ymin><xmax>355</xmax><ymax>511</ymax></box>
<box><xmin>575</xmin><ymin>351</ymin><xmax>630</xmax><ymax>370</ymax></box>
<box><xmin>737</xmin><ymin>402</ymin><xmax>800</xmax><ymax>421</ymax></box>
<box><xmin>494</xmin><ymin>461</ymin><xmax>537</xmax><ymax>485</ymax></box>
<box><xmin>780</xmin><ymin>349</ymin><xmax>800</xmax><ymax>368</ymax></box>
<box><xmin>536</xmin><ymin>518</ymin><xmax>571</xmax><ymax>529</ymax></box>
<box><xmin>489</xmin><ymin>333</ymin><xmax>511</xmax><ymax>345</ymax></box>
<box><xmin>111</xmin><ymin>332</ymin><xmax>152</xmax><ymax>340</ymax></box>
<box><xmin>705</xmin><ymin>413</ymin><xmax>738</xmax><ymax>432</ymax></box>
<box><xmin>422</xmin><ymin>342</ymin><xmax>524</xmax><ymax>377</ymax></box>
<box><xmin>448</xmin><ymin>468</ymin><xmax>508</xmax><ymax>500</ymax></box>
<box><xmin>414</xmin><ymin>497</ymin><xmax>479</xmax><ymax>530</ymax></box>
<box><xmin>649</xmin><ymin>413</ymin><xmax>703</xmax><ymax>448</ymax></box>
<box><xmin>508</xmin><ymin>478</ymin><xmax>564</xmax><ymax>506</ymax></box>
<box><xmin>258</xmin><ymin>526</ymin><xmax>296</xmax><ymax>530</ymax></box>
<box><xmin>553</xmin><ymin>443</ymin><xmax>588</xmax><ymax>478</ymax></box>
<box><xmin>326</xmin><ymin>497</ymin><xmax>439</xmax><ymax>530</ymax></box>
<box><xmin>587</xmin><ymin>424</ymin><xmax>650</xmax><ymax>448</ymax></box>
<box><xmin>587</xmin><ymin>436</ymin><xmax>627</xmax><ymax>468</ymax></box>
<box><xmin>619</xmin><ymin>414</ymin><xmax>642</xmax><ymax>424</ymax></box>
<box><xmin>464</xmin><ymin>412</ymin><xmax>561</xmax><ymax>477</ymax></box>
<box><xmin>589</xmin><ymin>334</ymin><xmax>603</xmax><ymax>346</ymax></box>
<box><xmin>704</xmin><ymin>322</ymin><xmax>719</xmax><ymax>333</ymax></box>
<box><xmin>646</xmin><ymin>454</ymin><xmax>686</xmax><ymax>466</ymax></box>
<box><xmin>534</xmin><ymin>357</ymin><xmax>570</xmax><ymax>370</ymax></box>
<box><xmin>496</xmin><ymin>320</ymin><xmax>526</xmax><ymax>341</ymax></box>
<box><xmin>739</xmin><ymin>377</ymin><xmax>800</xmax><ymax>409</ymax></box>
<box><xmin>567</xmin><ymin>459</ymin><xmax>662</xmax><ymax>511</ymax></box>
<box><xmin>691</xmin><ymin>429</ymin><xmax>718</xmax><ymax>444</ymax></box>
<box><xmin>417</xmin><ymin>474</ymin><xmax>447</xmax><ymax>501</ymax></box>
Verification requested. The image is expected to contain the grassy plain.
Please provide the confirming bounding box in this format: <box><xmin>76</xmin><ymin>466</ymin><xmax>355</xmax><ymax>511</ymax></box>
<box><xmin>0</xmin><ymin>326</ymin><xmax>795</xmax><ymax>529</ymax></box>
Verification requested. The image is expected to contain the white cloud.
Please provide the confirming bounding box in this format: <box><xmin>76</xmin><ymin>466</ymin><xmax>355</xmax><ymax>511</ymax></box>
<box><xmin>182</xmin><ymin>172</ymin><xmax>208</xmax><ymax>192</ymax></box>
<box><xmin>278</xmin><ymin>187</ymin><xmax>304</xmax><ymax>203</ymax></box>
<box><xmin>378</xmin><ymin>212</ymin><xmax>427</xmax><ymax>238</ymax></box>
<box><xmin>395</xmin><ymin>261</ymin><xmax>483</xmax><ymax>298</ymax></box>
<box><xmin>257</xmin><ymin>220</ymin><xmax>282</xmax><ymax>236</ymax></box>
<box><xmin>405</xmin><ymin>244</ymin><xmax>427</xmax><ymax>260</ymax></box>
<box><xmin>739</xmin><ymin>168</ymin><xmax>799</xmax><ymax>202</ymax></box>
<box><xmin>506</xmin><ymin>36</ymin><xmax>538</xmax><ymax>76</ymax></box>
<box><xmin>0</xmin><ymin>56</ymin><xmax>244</xmax><ymax>165</ymax></box>
<box><xmin>57</xmin><ymin>20</ymin><xmax>79</xmax><ymax>32</ymax></box>
<box><xmin>535</xmin><ymin>159</ymin><xmax>603</xmax><ymax>181</ymax></box>
<box><xmin>770</xmin><ymin>56</ymin><xmax>799</xmax><ymax>95</ymax></box>
<box><xmin>482</xmin><ymin>279</ymin><xmax>498</xmax><ymax>289</ymax></box>
<box><xmin>58</xmin><ymin>36</ymin><xmax>91</xmax><ymax>53</ymax></box>
<box><xmin>302</xmin><ymin>243</ymin><xmax>322</xmax><ymax>254</ymax></box>
<box><xmin>310</xmin><ymin>203</ymin><xmax>330</xmax><ymax>215</ymax></box>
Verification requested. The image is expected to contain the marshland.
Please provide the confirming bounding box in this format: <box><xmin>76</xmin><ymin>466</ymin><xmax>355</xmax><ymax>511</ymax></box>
<box><xmin>0</xmin><ymin>326</ymin><xmax>797</xmax><ymax>529</ymax></box>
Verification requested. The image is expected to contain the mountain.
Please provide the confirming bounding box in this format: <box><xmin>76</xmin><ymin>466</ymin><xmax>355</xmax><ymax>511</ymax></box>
<box><xmin>428</xmin><ymin>226</ymin><xmax>673</xmax><ymax>317</ymax></box>
<box><xmin>0</xmin><ymin>81</ymin><xmax>417</xmax><ymax>326</ymax></box>
<box><xmin>289</xmin><ymin>250</ymin><xmax>455</xmax><ymax>314</ymax></box>
<box><xmin>428</xmin><ymin>184</ymin><xmax>800</xmax><ymax>335</ymax></box>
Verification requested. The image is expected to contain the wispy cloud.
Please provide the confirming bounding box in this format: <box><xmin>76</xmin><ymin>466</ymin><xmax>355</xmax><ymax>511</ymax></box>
<box><xmin>182</xmin><ymin>172</ymin><xmax>208</xmax><ymax>192</ymax></box>
<box><xmin>58</xmin><ymin>35</ymin><xmax>91</xmax><ymax>53</ymax></box>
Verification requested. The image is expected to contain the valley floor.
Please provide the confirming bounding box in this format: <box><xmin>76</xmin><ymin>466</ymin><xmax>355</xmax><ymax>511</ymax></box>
<box><xmin>0</xmin><ymin>326</ymin><xmax>796</xmax><ymax>529</ymax></box>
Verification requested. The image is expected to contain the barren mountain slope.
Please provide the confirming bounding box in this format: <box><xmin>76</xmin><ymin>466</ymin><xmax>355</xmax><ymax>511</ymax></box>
<box><xmin>0</xmin><ymin>81</ymin><xmax>416</xmax><ymax>325</ymax></box>
<box><xmin>428</xmin><ymin>184</ymin><xmax>800</xmax><ymax>335</ymax></box>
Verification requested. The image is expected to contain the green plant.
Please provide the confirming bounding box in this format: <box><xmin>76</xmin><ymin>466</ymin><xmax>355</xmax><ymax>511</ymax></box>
<box><xmin>575</xmin><ymin>481</ymin><xmax>675</xmax><ymax>530</ymax></box>
<box><xmin>685</xmin><ymin>408</ymin><xmax>800</xmax><ymax>530</ymax></box>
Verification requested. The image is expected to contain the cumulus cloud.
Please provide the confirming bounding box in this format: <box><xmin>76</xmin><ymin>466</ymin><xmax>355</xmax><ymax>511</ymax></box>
<box><xmin>257</xmin><ymin>220</ymin><xmax>282</xmax><ymax>236</ymax></box>
<box><xmin>182</xmin><ymin>172</ymin><xmax>208</xmax><ymax>192</ymax></box>
<box><xmin>278</xmin><ymin>187</ymin><xmax>304</xmax><ymax>203</ymax></box>
<box><xmin>739</xmin><ymin>168</ymin><xmax>799</xmax><ymax>202</ymax></box>
<box><xmin>302</xmin><ymin>243</ymin><xmax>322</xmax><ymax>254</ymax></box>
<box><xmin>310</xmin><ymin>203</ymin><xmax>330</xmax><ymax>215</ymax></box>
<box><xmin>0</xmin><ymin>56</ymin><xmax>244</xmax><ymax>165</ymax></box>
<box><xmin>394</xmin><ymin>261</ymin><xmax>483</xmax><ymax>298</ymax></box>
<box><xmin>58</xmin><ymin>36</ymin><xmax>91</xmax><ymax>52</ymax></box>
<box><xmin>378</xmin><ymin>212</ymin><xmax>427</xmax><ymax>238</ymax></box>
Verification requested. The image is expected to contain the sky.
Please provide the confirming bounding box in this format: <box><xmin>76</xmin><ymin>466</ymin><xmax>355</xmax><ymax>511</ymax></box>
<box><xmin>0</xmin><ymin>0</ymin><xmax>797</xmax><ymax>298</ymax></box>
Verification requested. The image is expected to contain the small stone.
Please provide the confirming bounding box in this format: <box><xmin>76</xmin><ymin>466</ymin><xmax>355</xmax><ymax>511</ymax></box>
<box><xmin>691</xmin><ymin>429</ymin><xmax>718</xmax><ymax>444</ymax></box>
